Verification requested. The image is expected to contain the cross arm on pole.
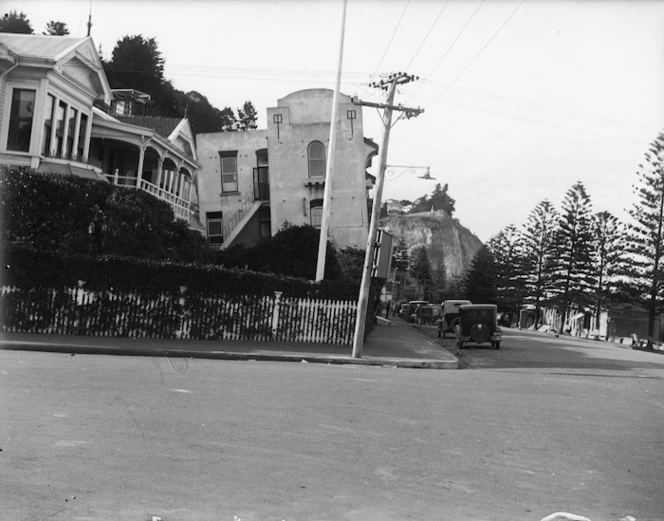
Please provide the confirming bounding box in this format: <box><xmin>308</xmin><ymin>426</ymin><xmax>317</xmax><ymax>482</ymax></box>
<box><xmin>350</xmin><ymin>97</ymin><xmax>424</xmax><ymax>119</ymax></box>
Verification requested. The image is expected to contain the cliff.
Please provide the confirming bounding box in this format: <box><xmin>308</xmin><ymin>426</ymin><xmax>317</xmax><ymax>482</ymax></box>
<box><xmin>381</xmin><ymin>210</ymin><xmax>483</xmax><ymax>282</ymax></box>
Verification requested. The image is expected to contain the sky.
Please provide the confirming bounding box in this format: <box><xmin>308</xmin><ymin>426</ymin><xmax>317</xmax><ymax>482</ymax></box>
<box><xmin>5</xmin><ymin>0</ymin><xmax>664</xmax><ymax>242</ymax></box>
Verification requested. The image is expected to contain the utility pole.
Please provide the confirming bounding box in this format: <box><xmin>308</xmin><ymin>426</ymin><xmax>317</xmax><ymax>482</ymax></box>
<box><xmin>315</xmin><ymin>0</ymin><xmax>348</xmax><ymax>282</ymax></box>
<box><xmin>351</xmin><ymin>72</ymin><xmax>423</xmax><ymax>359</ymax></box>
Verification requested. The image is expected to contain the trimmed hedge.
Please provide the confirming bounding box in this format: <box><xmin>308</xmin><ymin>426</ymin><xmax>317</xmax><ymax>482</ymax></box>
<box><xmin>2</xmin><ymin>243</ymin><xmax>359</xmax><ymax>301</ymax></box>
<box><xmin>0</xmin><ymin>166</ymin><xmax>208</xmax><ymax>262</ymax></box>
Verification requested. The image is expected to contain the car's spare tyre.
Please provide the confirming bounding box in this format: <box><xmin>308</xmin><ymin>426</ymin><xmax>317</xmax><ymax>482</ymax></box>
<box><xmin>469</xmin><ymin>322</ymin><xmax>490</xmax><ymax>343</ymax></box>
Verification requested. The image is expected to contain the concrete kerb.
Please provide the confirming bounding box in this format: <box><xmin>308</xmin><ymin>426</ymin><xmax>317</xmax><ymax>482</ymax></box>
<box><xmin>0</xmin><ymin>339</ymin><xmax>459</xmax><ymax>369</ymax></box>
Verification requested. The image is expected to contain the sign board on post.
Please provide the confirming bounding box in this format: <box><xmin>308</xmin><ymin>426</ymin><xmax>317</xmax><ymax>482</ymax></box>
<box><xmin>371</xmin><ymin>229</ymin><xmax>394</xmax><ymax>279</ymax></box>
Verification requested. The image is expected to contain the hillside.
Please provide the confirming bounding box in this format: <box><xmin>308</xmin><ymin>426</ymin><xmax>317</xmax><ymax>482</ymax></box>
<box><xmin>381</xmin><ymin>210</ymin><xmax>483</xmax><ymax>283</ymax></box>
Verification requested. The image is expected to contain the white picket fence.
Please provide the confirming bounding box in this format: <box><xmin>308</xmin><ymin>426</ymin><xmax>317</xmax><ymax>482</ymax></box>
<box><xmin>1</xmin><ymin>286</ymin><xmax>358</xmax><ymax>345</ymax></box>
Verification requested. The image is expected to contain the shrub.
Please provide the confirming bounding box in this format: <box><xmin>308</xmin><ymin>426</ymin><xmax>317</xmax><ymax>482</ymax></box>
<box><xmin>0</xmin><ymin>167</ymin><xmax>208</xmax><ymax>262</ymax></box>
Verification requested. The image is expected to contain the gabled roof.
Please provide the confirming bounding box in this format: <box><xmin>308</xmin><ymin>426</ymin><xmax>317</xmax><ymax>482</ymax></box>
<box><xmin>0</xmin><ymin>34</ymin><xmax>112</xmax><ymax>105</ymax></box>
<box><xmin>0</xmin><ymin>34</ymin><xmax>84</xmax><ymax>60</ymax></box>
<box><xmin>115</xmin><ymin>116</ymin><xmax>183</xmax><ymax>139</ymax></box>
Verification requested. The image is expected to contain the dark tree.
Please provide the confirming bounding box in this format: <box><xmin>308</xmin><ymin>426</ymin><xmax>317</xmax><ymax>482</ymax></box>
<box><xmin>431</xmin><ymin>255</ymin><xmax>447</xmax><ymax>302</ymax></box>
<box><xmin>625</xmin><ymin>131</ymin><xmax>664</xmax><ymax>338</ymax></box>
<box><xmin>154</xmin><ymin>80</ymin><xmax>187</xmax><ymax>118</ymax></box>
<box><xmin>0</xmin><ymin>11</ymin><xmax>33</xmax><ymax>33</ymax></box>
<box><xmin>463</xmin><ymin>245</ymin><xmax>497</xmax><ymax>304</ymax></box>
<box><xmin>44</xmin><ymin>21</ymin><xmax>69</xmax><ymax>35</ymax></box>
<box><xmin>429</xmin><ymin>182</ymin><xmax>456</xmax><ymax>215</ymax></box>
<box><xmin>337</xmin><ymin>246</ymin><xmax>365</xmax><ymax>286</ymax></box>
<box><xmin>237</xmin><ymin>101</ymin><xmax>258</xmax><ymax>130</ymax></box>
<box><xmin>219</xmin><ymin>107</ymin><xmax>238</xmax><ymax>131</ymax></box>
<box><xmin>184</xmin><ymin>91</ymin><xmax>227</xmax><ymax>134</ymax></box>
<box><xmin>487</xmin><ymin>224</ymin><xmax>526</xmax><ymax>317</ymax></box>
<box><xmin>232</xmin><ymin>224</ymin><xmax>341</xmax><ymax>281</ymax></box>
<box><xmin>442</xmin><ymin>273</ymin><xmax>466</xmax><ymax>301</ymax></box>
<box><xmin>379</xmin><ymin>202</ymin><xmax>388</xmax><ymax>219</ymax></box>
<box><xmin>409</xmin><ymin>246</ymin><xmax>432</xmax><ymax>299</ymax></box>
<box><xmin>410</xmin><ymin>183</ymin><xmax>455</xmax><ymax>215</ymax></box>
<box><xmin>591</xmin><ymin>211</ymin><xmax>626</xmax><ymax>331</ymax></box>
<box><xmin>104</xmin><ymin>35</ymin><xmax>165</xmax><ymax>97</ymax></box>
<box><xmin>391</xmin><ymin>236</ymin><xmax>409</xmax><ymax>272</ymax></box>
<box><xmin>409</xmin><ymin>194</ymin><xmax>430</xmax><ymax>214</ymax></box>
<box><xmin>551</xmin><ymin>181</ymin><xmax>596</xmax><ymax>329</ymax></box>
<box><xmin>520</xmin><ymin>200</ymin><xmax>558</xmax><ymax>327</ymax></box>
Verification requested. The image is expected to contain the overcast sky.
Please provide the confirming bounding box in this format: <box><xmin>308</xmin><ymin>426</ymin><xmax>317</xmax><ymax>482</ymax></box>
<box><xmin>6</xmin><ymin>0</ymin><xmax>664</xmax><ymax>241</ymax></box>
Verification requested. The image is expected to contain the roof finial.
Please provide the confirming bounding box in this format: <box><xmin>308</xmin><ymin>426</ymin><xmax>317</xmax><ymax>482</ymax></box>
<box><xmin>87</xmin><ymin>0</ymin><xmax>92</xmax><ymax>37</ymax></box>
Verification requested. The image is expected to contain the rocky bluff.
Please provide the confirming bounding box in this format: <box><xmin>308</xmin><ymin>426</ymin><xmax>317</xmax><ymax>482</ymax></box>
<box><xmin>381</xmin><ymin>210</ymin><xmax>483</xmax><ymax>282</ymax></box>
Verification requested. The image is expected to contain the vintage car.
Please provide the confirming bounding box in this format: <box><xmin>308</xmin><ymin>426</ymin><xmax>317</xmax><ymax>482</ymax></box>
<box><xmin>437</xmin><ymin>299</ymin><xmax>471</xmax><ymax>338</ymax></box>
<box><xmin>455</xmin><ymin>304</ymin><xmax>502</xmax><ymax>349</ymax></box>
<box><xmin>406</xmin><ymin>300</ymin><xmax>429</xmax><ymax>323</ymax></box>
<box><xmin>414</xmin><ymin>305</ymin><xmax>437</xmax><ymax>325</ymax></box>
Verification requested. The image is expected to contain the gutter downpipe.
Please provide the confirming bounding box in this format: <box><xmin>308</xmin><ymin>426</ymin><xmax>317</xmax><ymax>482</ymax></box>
<box><xmin>0</xmin><ymin>50</ymin><xmax>20</xmax><ymax>80</ymax></box>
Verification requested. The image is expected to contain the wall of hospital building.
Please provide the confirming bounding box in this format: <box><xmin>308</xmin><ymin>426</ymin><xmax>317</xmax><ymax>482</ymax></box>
<box><xmin>195</xmin><ymin>128</ymin><xmax>269</xmax><ymax>243</ymax></box>
<box><xmin>195</xmin><ymin>89</ymin><xmax>376</xmax><ymax>251</ymax></box>
<box><xmin>265</xmin><ymin>89</ymin><xmax>372</xmax><ymax>250</ymax></box>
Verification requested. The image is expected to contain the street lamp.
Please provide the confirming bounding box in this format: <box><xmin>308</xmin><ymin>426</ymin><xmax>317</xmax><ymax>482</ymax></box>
<box><xmin>385</xmin><ymin>165</ymin><xmax>434</xmax><ymax>181</ymax></box>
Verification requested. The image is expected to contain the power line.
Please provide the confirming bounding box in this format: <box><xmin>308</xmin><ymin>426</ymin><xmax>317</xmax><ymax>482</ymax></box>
<box><xmin>404</xmin><ymin>0</ymin><xmax>486</xmax><ymax>105</ymax></box>
<box><xmin>372</xmin><ymin>0</ymin><xmax>411</xmax><ymax>78</ymax></box>
<box><xmin>403</xmin><ymin>0</ymin><xmax>451</xmax><ymax>71</ymax></box>
<box><xmin>427</xmin><ymin>0</ymin><xmax>526</xmax><ymax>107</ymax></box>
<box><xmin>424</xmin><ymin>0</ymin><xmax>486</xmax><ymax>79</ymax></box>
<box><xmin>428</xmin><ymin>96</ymin><xmax>653</xmax><ymax>146</ymax></box>
<box><xmin>428</xmin><ymin>85</ymin><xmax>661</xmax><ymax>133</ymax></box>
<box><xmin>164</xmin><ymin>64</ymin><xmax>372</xmax><ymax>80</ymax></box>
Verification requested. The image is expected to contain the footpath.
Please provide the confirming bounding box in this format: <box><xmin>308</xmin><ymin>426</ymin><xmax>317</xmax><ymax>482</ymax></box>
<box><xmin>0</xmin><ymin>319</ymin><xmax>459</xmax><ymax>369</ymax></box>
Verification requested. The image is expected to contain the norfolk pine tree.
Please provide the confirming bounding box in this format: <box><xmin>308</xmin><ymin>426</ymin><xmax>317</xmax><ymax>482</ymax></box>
<box><xmin>237</xmin><ymin>101</ymin><xmax>258</xmax><ymax>130</ymax></box>
<box><xmin>551</xmin><ymin>182</ymin><xmax>596</xmax><ymax>329</ymax></box>
<box><xmin>626</xmin><ymin>131</ymin><xmax>664</xmax><ymax>339</ymax></box>
<box><xmin>463</xmin><ymin>245</ymin><xmax>497</xmax><ymax>304</ymax></box>
<box><xmin>487</xmin><ymin>224</ymin><xmax>526</xmax><ymax>321</ymax></box>
<box><xmin>520</xmin><ymin>200</ymin><xmax>558</xmax><ymax>327</ymax></box>
<box><xmin>591</xmin><ymin>211</ymin><xmax>626</xmax><ymax>331</ymax></box>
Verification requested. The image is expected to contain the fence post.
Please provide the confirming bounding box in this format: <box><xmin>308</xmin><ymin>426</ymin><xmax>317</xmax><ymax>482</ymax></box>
<box><xmin>177</xmin><ymin>285</ymin><xmax>187</xmax><ymax>339</ymax></box>
<box><xmin>272</xmin><ymin>291</ymin><xmax>283</xmax><ymax>339</ymax></box>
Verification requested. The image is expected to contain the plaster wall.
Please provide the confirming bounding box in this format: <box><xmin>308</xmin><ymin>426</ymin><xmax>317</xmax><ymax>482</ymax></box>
<box><xmin>196</xmin><ymin>129</ymin><xmax>269</xmax><ymax>232</ymax></box>
<box><xmin>195</xmin><ymin>89</ymin><xmax>376</xmax><ymax>250</ymax></box>
<box><xmin>266</xmin><ymin>89</ymin><xmax>373</xmax><ymax>249</ymax></box>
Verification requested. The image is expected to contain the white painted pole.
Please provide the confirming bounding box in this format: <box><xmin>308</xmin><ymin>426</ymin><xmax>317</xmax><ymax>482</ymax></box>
<box><xmin>352</xmin><ymin>78</ymin><xmax>398</xmax><ymax>358</ymax></box>
<box><xmin>315</xmin><ymin>0</ymin><xmax>348</xmax><ymax>282</ymax></box>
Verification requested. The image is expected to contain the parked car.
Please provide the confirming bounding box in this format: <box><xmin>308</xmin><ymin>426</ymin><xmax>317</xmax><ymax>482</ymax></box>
<box><xmin>398</xmin><ymin>303</ymin><xmax>411</xmax><ymax>319</ymax></box>
<box><xmin>437</xmin><ymin>299</ymin><xmax>471</xmax><ymax>338</ymax></box>
<box><xmin>455</xmin><ymin>304</ymin><xmax>502</xmax><ymax>349</ymax></box>
<box><xmin>415</xmin><ymin>305</ymin><xmax>437</xmax><ymax>325</ymax></box>
<box><xmin>406</xmin><ymin>300</ymin><xmax>429</xmax><ymax>323</ymax></box>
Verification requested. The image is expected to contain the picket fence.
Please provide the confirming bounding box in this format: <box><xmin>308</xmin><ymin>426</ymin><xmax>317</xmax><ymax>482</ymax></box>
<box><xmin>0</xmin><ymin>286</ymin><xmax>358</xmax><ymax>345</ymax></box>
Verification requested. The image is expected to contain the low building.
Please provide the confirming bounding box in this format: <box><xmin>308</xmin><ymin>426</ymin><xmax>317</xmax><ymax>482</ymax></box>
<box><xmin>196</xmin><ymin>89</ymin><xmax>378</xmax><ymax>250</ymax></box>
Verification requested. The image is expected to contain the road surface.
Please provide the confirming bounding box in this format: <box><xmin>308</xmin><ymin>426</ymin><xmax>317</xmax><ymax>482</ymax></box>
<box><xmin>1</xmin><ymin>331</ymin><xmax>663</xmax><ymax>521</ymax></box>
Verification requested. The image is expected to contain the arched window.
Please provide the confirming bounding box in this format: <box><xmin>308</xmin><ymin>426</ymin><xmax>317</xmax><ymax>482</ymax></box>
<box><xmin>307</xmin><ymin>141</ymin><xmax>325</xmax><ymax>177</ymax></box>
<box><xmin>310</xmin><ymin>199</ymin><xmax>323</xmax><ymax>228</ymax></box>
